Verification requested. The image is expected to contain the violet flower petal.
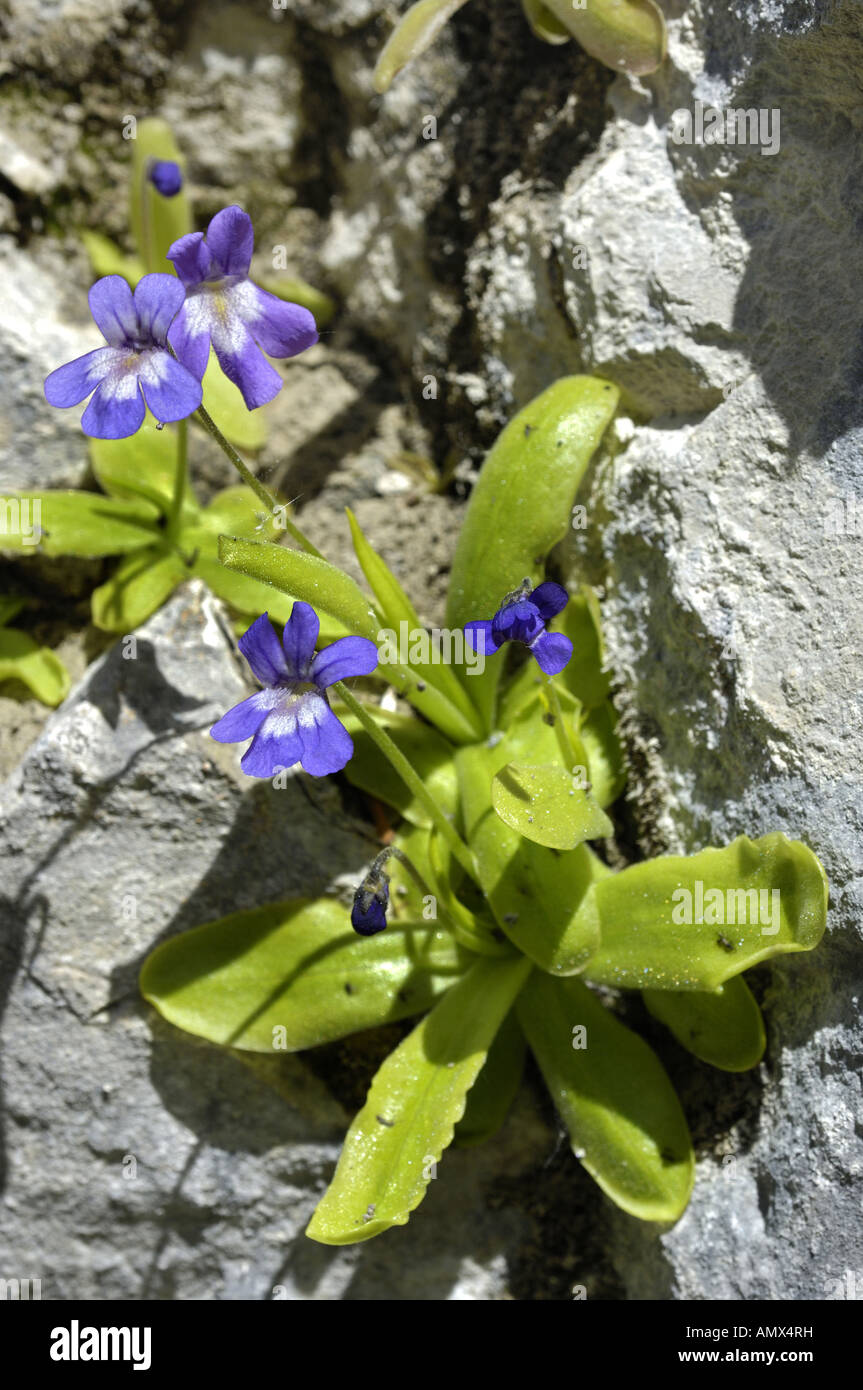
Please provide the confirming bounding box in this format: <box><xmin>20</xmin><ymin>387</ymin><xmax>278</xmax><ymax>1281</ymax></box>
<box><xmin>133</xmin><ymin>273</ymin><xmax>186</xmax><ymax>343</ymax></box>
<box><xmin>210</xmin><ymin>688</ymin><xmax>279</xmax><ymax>743</ymax></box>
<box><xmin>240</xmin><ymin>706</ymin><xmax>303</xmax><ymax>778</ymax></box>
<box><xmin>310</xmin><ymin>636</ymin><xmax>379</xmax><ymax>689</ymax></box>
<box><xmin>530</xmin><ymin>631</ymin><xmax>573</xmax><ymax>675</ymax></box>
<box><xmin>351</xmin><ymin>881</ymin><xmax>389</xmax><ymax>936</ymax></box>
<box><xmin>80</xmin><ymin>373</ymin><xmax>145</xmax><ymax>439</ymax></box>
<box><xmin>137</xmin><ymin>351</ymin><xmax>203</xmax><ymax>424</ymax></box>
<box><xmin>206</xmin><ymin>205</ymin><xmax>255</xmax><ymax>278</ymax></box>
<box><xmin>493</xmin><ymin>599</ymin><xmax>543</xmax><ymax>646</ymax></box>
<box><xmin>149</xmin><ymin>160</ymin><xmax>183</xmax><ymax>197</ymax></box>
<box><xmin>167</xmin><ymin>309</ymin><xmax>211</xmax><ymax>382</ymax></box>
<box><xmin>167</xmin><ymin>232</ymin><xmax>213</xmax><ymax>288</ymax></box>
<box><xmin>88</xmin><ymin>275</ymin><xmax>138</xmax><ymax>347</ymax></box>
<box><xmin>464</xmin><ymin>620</ymin><xmax>499</xmax><ymax>657</ymax></box>
<box><xmin>213</xmin><ymin>331</ymin><xmax>283</xmax><ymax>410</ymax></box>
<box><xmin>43</xmin><ymin>347</ymin><xmax>120</xmax><ymax>407</ymax></box>
<box><xmin>294</xmin><ymin>695</ymin><xmax>354</xmax><ymax>776</ymax></box>
<box><xmin>238</xmin><ymin>614</ymin><xmax>289</xmax><ymax>686</ymax></box>
<box><xmin>248</xmin><ymin>286</ymin><xmax>318</xmax><ymax>359</ymax></box>
<box><xmin>282</xmin><ymin>602</ymin><xmax>320</xmax><ymax>678</ymax></box>
<box><xmin>529</xmin><ymin>581</ymin><xmax>569</xmax><ymax>622</ymax></box>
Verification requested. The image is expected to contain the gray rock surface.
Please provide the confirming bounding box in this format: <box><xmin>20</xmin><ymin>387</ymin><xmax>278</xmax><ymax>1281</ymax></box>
<box><xmin>1</xmin><ymin>0</ymin><xmax>861</xmax><ymax>1299</ymax></box>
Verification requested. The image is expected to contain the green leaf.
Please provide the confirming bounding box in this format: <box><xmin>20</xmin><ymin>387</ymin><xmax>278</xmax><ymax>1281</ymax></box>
<box><xmin>558</xmin><ymin>584</ymin><xmax>611</xmax><ymax>709</ymax></box>
<box><xmin>340</xmin><ymin>707</ymin><xmax>458</xmax><ymax>826</ymax></box>
<box><xmin>219</xmin><ymin>535</ymin><xmax>481</xmax><ymax>744</ymax></box>
<box><xmin>520</xmin><ymin>0</ymin><xmax>571</xmax><ymax>44</ymax></box>
<box><xmin>200</xmin><ymin>352</ymin><xmax>268</xmax><ymax>451</ymax></box>
<box><xmin>517</xmin><ymin>972</ymin><xmax>694</xmax><ymax>1221</ymax></box>
<box><xmin>346</xmin><ymin>507</ymin><xmax>481</xmax><ymax>737</ymax></box>
<box><xmin>0</xmin><ymin>492</ymin><xmax>160</xmax><ymax>557</ymax></box>
<box><xmin>89</xmin><ymin>420</ymin><xmax>197</xmax><ymax>520</ymax></box>
<box><xmin>91</xmin><ymin>548</ymin><xmax>186</xmax><ymax>631</ymax></box>
<box><xmin>0</xmin><ymin>629</ymin><xmax>70</xmax><ymax>706</ymax></box>
<box><xmin>258</xmin><ymin>275</ymin><xmax>336</xmax><ymax>328</ymax></box>
<box><xmin>541</xmin><ymin>0</ymin><xmax>666</xmax><ymax>76</ymax></box>
<box><xmin>130</xmin><ymin>117</ymin><xmax>193</xmax><ymax>273</ymax></box>
<box><xmin>582</xmin><ymin>833</ymin><xmax>829</xmax><ymax>992</ymax></box>
<box><xmin>306</xmin><ymin>953</ymin><xmax>531</xmax><ymax>1244</ymax></box>
<box><xmin>492</xmin><ymin>760</ymin><xmax>613</xmax><ymax>849</ymax></box>
<box><xmin>220</xmin><ymin>534</ymin><xmax>378</xmax><ymax>636</ymax></box>
<box><xmin>644</xmin><ymin>977</ymin><xmax>766</xmax><ymax>1072</ymax></box>
<box><xmin>198</xmin><ymin>486</ymin><xmax>275</xmax><ymax>540</ymax></box>
<box><xmin>80</xmin><ymin>230</ymin><xmax>145</xmax><ymax>286</ymax></box>
<box><xmin>453</xmin><ymin>1008</ymin><xmax>526</xmax><ymax>1147</ymax></box>
<box><xmin>372</xmin><ymin>0</ymin><xmax>473</xmax><ymax>93</ymax></box>
<box><xmin>457</xmin><ymin>743</ymin><xmax>600</xmax><ymax>975</ymax></box>
<box><xmin>141</xmin><ymin>898</ymin><xmax>465</xmax><ymax>1053</ymax></box>
<box><xmin>192</xmin><ymin>554</ymin><xmax>298</xmax><ymax>625</ymax></box>
<box><xmin>444</xmin><ymin>376</ymin><xmax>618</xmax><ymax>728</ymax></box>
<box><xmin>0</xmin><ymin>596</ymin><xmax>25</xmax><ymax>627</ymax></box>
<box><xmin>579</xmin><ymin>699</ymin><xmax>625</xmax><ymax>809</ymax></box>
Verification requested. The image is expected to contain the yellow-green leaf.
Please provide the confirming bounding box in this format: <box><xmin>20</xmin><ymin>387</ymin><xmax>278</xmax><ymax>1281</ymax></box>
<box><xmin>142</xmin><ymin>898</ymin><xmax>464</xmax><ymax>1053</ymax></box>
<box><xmin>89</xmin><ymin>420</ymin><xmax>198</xmax><ymax>521</ymax></box>
<box><xmin>492</xmin><ymin>760</ymin><xmax>613</xmax><ymax>849</ymax></box>
<box><xmin>457</xmin><ymin>743</ymin><xmax>600</xmax><ymax>975</ymax></box>
<box><xmin>445</xmin><ymin>376</ymin><xmax>618</xmax><ymax>729</ymax></box>
<box><xmin>542</xmin><ymin>0</ymin><xmax>666</xmax><ymax>76</ymax></box>
<box><xmin>372</xmin><ymin>0</ymin><xmax>473</xmax><ymax>93</ymax></box>
<box><xmin>644</xmin><ymin>977</ymin><xmax>767</xmax><ymax>1072</ymax></box>
<box><xmin>307</xmin><ymin>953</ymin><xmax>531</xmax><ymax>1243</ymax></box>
<box><xmin>453</xmin><ymin>1008</ymin><xmax>526</xmax><ymax>1147</ymax></box>
<box><xmin>521</xmin><ymin>0</ymin><xmax>571</xmax><ymax>44</ymax></box>
<box><xmin>340</xmin><ymin>706</ymin><xmax>458</xmax><ymax>825</ymax></box>
<box><xmin>81</xmin><ymin>230</ymin><xmax>145</xmax><ymax>287</ymax></box>
<box><xmin>0</xmin><ymin>629</ymin><xmax>70</xmax><ymax>706</ymax></box>
<box><xmin>582</xmin><ymin>833</ymin><xmax>829</xmax><ymax>992</ymax></box>
<box><xmin>518</xmin><ymin>972</ymin><xmax>694</xmax><ymax>1221</ymax></box>
<box><xmin>91</xmin><ymin>548</ymin><xmax>186</xmax><ymax>631</ymax></box>
<box><xmin>0</xmin><ymin>492</ymin><xmax>160</xmax><ymax>557</ymax></box>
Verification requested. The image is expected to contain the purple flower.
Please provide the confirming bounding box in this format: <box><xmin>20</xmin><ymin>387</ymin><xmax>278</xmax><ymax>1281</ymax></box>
<box><xmin>43</xmin><ymin>274</ymin><xmax>202</xmax><ymax>439</ymax></box>
<box><xmin>211</xmin><ymin>606</ymin><xmax>378</xmax><ymax>778</ymax></box>
<box><xmin>351</xmin><ymin>876</ymin><xmax>389</xmax><ymax>936</ymax></box>
<box><xmin>167</xmin><ymin>206</ymin><xmax>318</xmax><ymax>410</ymax></box>
<box><xmin>149</xmin><ymin>160</ymin><xmax>183</xmax><ymax>197</ymax></box>
<box><xmin>464</xmin><ymin>579</ymin><xmax>573</xmax><ymax>675</ymax></box>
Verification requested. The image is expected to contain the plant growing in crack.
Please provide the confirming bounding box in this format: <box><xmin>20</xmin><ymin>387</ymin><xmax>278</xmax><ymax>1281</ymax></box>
<box><xmin>26</xmin><ymin>117</ymin><xmax>828</xmax><ymax>1248</ymax></box>
<box><xmin>372</xmin><ymin>0</ymin><xmax>667</xmax><ymax>95</ymax></box>
<box><xmin>133</xmin><ymin>373</ymin><xmax>827</xmax><ymax>1245</ymax></box>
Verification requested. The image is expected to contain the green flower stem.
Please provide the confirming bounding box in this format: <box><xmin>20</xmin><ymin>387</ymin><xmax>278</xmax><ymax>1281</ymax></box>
<box><xmin>382</xmin><ymin>844</ymin><xmax>508</xmax><ymax>958</ymax></box>
<box><xmin>193</xmin><ymin>403</ymin><xmax>323</xmax><ymax>559</ymax></box>
<box><xmin>165</xmin><ymin>418</ymin><xmax>187</xmax><ymax>546</ymax></box>
<box><xmin>140</xmin><ymin>158</ymin><xmax>154</xmax><ymax>272</ymax></box>
<box><xmin>544</xmin><ymin>677</ymin><xmax>578</xmax><ymax>772</ymax></box>
<box><xmin>334</xmin><ymin>681</ymin><xmax>480</xmax><ymax>885</ymax></box>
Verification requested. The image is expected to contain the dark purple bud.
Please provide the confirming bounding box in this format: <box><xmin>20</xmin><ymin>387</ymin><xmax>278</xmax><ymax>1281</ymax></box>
<box><xmin>351</xmin><ymin>876</ymin><xmax>389</xmax><ymax>936</ymax></box>
<box><xmin>149</xmin><ymin>160</ymin><xmax>183</xmax><ymax>197</ymax></box>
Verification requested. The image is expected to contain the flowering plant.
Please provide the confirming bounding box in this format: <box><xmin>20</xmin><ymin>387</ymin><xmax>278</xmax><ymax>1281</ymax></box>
<box><xmin>15</xmin><ymin>121</ymin><xmax>828</xmax><ymax>1248</ymax></box>
<box><xmin>137</xmin><ymin>373</ymin><xmax>827</xmax><ymax>1245</ymax></box>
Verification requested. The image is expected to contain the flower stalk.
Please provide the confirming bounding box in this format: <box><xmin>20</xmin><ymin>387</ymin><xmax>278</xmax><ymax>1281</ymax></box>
<box><xmin>333</xmin><ymin>680</ymin><xmax>480</xmax><ymax>885</ymax></box>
